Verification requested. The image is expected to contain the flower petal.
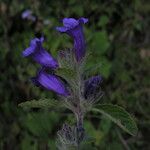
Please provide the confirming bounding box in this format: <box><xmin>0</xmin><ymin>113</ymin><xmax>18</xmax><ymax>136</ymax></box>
<box><xmin>22</xmin><ymin>10</ymin><xmax>32</xmax><ymax>19</ymax></box>
<box><xmin>70</xmin><ymin>25</ymin><xmax>86</xmax><ymax>61</ymax></box>
<box><xmin>22</xmin><ymin>46</ymin><xmax>35</xmax><ymax>57</ymax></box>
<box><xmin>63</xmin><ymin>18</ymin><xmax>79</xmax><ymax>29</ymax></box>
<box><xmin>32</xmin><ymin>48</ymin><xmax>58</xmax><ymax>68</ymax></box>
<box><xmin>22</xmin><ymin>10</ymin><xmax>36</xmax><ymax>22</ymax></box>
<box><xmin>40</xmin><ymin>36</ymin><xmax>44</xmax><ymax>42</ymax></box>
<box><xmin>78</xmin><ymin>18</ymin><xmax>88</xmax><ymax>24</ymax></box>
<box><xmin>34</xmin><ymin>70</ymin><xmax>69</xmax><ymax>96</ymax></box>
<box><xmin>22</xmin><ymin>37</ymin><xmax>58</xmax><ymax>69</ymax></box>
<box><xmin>56</xmin><ymin>26</ymin><xmax>68</xmax><ymax>32</ymax></box>
<box><xmin>22</xmin><ymin>38</ymin><xmax>40</xmax><ymax>57</ymax></box>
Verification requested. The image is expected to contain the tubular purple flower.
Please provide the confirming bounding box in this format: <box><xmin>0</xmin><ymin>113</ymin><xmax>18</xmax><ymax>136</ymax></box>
<box><xmin>31</xmin><ymin>69</ymin><xmax>70</xmax><ymax>96</ymax></box>
<box><xmin>22</xmin><ymin>37</ymin><xmax>58</xmax><ymax>69</ymax></box>
<box><xmin>22</xmin><ymin>10</ymin><xmax>32</xmax><ymax>19</ymax></box>
<box><xmin>84</xmin><ymin>75</ymin><xmax>102</xmax><ymax>99</ymax></box>
<box><xmin>22</xmin><ymin>9</ymin><xmax>36</xmax><ymax>21</ymax></box>
<box><xmin>56</xmin><ymin>18</ymin><xmax>88</xmax><ymax>62</ymax></box>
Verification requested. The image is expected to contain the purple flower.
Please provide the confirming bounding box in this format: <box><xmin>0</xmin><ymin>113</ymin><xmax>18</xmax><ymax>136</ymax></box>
<box><xmin>22</xmin><ymin>37</ymin><xmax>58</xmax><ymax>69</ymax></box>
<box><xmin>31</xmin><ymin>68</ymin><xmax>69</xmax><ymax>96</ymax></box>
<box><xmin>56</xmin><ymin>18</ymin><xmax>88</xmax><ymax>62</ymax></box>
<box><xmin>84</xmin><ymin>75</ymin><xmax>102</xmax><ymax>99</ymax></box>
<box><xmin>22</xmin><ymin>9</ymin><xmax>36</xmax><ymax>22</ymax></box>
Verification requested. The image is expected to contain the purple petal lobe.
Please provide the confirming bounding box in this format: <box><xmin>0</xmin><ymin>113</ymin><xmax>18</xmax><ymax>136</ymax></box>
<box><xmin>22</xmin><ymin>9</ymin><xmax>36</xmax><ymax>22</ymax></box>
<box><xmin>56</xmin><ymin>27</ymin><xmax>68</xmax><ymax>32</ymax></box>
<box><xmin>34</xmin><ymin>70</ymin><xmax>69</xmax><ymax>96</ymax></box>
<box><xmin>22</xmin><ymin>37</ymin><xmax>58</xmax><ymax>69</ymax></box>
<box><xmin>22</xmin><ymin>46</ymin><xmax>35</xmax><ymax>57</ymax></box>
<box><xmin>78</xmin><ymin>18</ymin><xmax>88</xmax><ymax>24</ymax></box>
<box><xmin>22</xmin><ymin>10</ymin><xmax>32</xmax><ymax>19</ymax></box>
<box><xmin>63</xmin><ymin>18</ymin><xmax>79</xmax><ymax>29</ymax></box>
<box><xmin>40</xmin><ymin>36</ymin><xmax>44</xmax><ymax>42</ymax></box>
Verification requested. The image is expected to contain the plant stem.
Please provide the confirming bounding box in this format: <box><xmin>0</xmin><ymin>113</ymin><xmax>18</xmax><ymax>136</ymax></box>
<box><xmin>74</xmin><ymin>61</ymin><xmax>84</xmax><ymax>150</ymax></box>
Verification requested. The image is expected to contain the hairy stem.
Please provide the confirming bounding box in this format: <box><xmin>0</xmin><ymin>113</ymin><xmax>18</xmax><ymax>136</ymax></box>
<box><xmin>74</xmin><ymin>61</ymin><xmax>84</xmax><ymax>149</ymax></box>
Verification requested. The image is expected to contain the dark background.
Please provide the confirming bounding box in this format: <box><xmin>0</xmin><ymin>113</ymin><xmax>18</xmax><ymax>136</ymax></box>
<box><xmin>0</xmin><ymin>0</ymin><xmax>149</xmax><ymax>149</ymax></box>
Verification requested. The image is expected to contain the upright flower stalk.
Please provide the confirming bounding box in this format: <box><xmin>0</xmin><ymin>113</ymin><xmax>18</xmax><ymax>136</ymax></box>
<box><xmin>22</xmin><ymin>17</ymin><xmax>103</xmax><ymax>150</ymax></box>
<box><xmin>56</xmin><ymin>18</ymin><xmax>103</xmax><ymax>149</ymax></box>
<box><xmin>56</xmin><ymin>18</ymin><xmax>88</xmax><ymax>132</ymax></box>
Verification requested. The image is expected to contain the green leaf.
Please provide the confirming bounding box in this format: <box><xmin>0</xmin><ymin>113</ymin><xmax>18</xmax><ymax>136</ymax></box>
<box><xmin>18</xmin><ymin>99</ymin><xmax>63</xmax><ymax>109</ymax></box>
<box><xmin>98</xmin><ymin>15</ymin><xmax>109</xmax><ymax>27</ymax></box>
<box><xmin>93</xmin><ymin>30</ymin><xmax>110</xmax><ymax>54</ymax></box>
<box><xmin>92</xmin><ymin>104</ymin><xmax>138</xmax><ymax>136</ymax></box>
<box><xmin>100</xmin><ymin>58</ymin><xmax>111</xmax><ymax>78</ymax></box>
<box><xmin>21</xmin><ymin>134</ymin><xmax>38</xmax><ymax>150</ymax></box>
<box><xmin>23</xmin><ymin>111</ymin><xmax>60</xmax><ymax>138</ymax></box>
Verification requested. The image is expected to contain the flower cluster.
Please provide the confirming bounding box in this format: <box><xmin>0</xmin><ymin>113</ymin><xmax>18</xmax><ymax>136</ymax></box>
<box><xmin>22</xmin><ymin>37</ymin><xmax>69</xmax><ymax>96</ymax></box>
<box><xmin>22</xmin><ymin>17</ymin><xmax>103</xmax><ymax>149</ymax></box>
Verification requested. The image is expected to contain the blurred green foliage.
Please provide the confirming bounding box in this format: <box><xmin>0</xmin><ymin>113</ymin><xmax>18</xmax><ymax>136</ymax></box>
<box><xmin>0</xmin><ymin>0</ymin><xmax>149</xmax><ymax>149</ymax></box>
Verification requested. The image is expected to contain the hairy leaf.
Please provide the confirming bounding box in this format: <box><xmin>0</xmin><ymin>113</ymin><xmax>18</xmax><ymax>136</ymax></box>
<box><xmin>92</xmin><ymin>104</ymin><xmax>138</xmax><ymax>136</ymax></box>
<box><xmin>18</xmin><ymin>99</ymin><xmax>63</xmax><ymax>109</ymax></box>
